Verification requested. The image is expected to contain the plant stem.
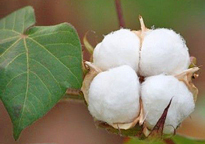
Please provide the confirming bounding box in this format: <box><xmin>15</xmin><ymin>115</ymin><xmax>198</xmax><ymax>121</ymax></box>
<box><xmin>115</xmin><ymin>0</ymin><xmax>125</xmax><ymax>28</ymax></box>
<box><xmin>62</xmin><ymin>88</ymin><xmax>84</xmax><ymax>101</ymax></box>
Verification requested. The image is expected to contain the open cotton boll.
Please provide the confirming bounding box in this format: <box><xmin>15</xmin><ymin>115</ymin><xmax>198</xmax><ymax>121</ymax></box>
<box><xmin>93</xmin><ymin>29</ymin><xmax>140</xmax><ymax>71</ymax></box>
<box><xmin>139</xmin><ymin>28</ymin><xmax>190</xmax><ymax>77</ymax></box>
<box><xmin>88</xmin><ymin>65</ymin><xmax>140</xmax><ymax>125</ymax></box>
<box><xmin>141</xmin><ymin>74</ymin><xmax>195</xmax><ymax>134</ymax></box>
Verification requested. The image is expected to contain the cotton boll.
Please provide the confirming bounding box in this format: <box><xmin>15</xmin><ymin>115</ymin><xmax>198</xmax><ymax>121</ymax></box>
<box><xmin>139</xmin><ymin>28</ymin><xmax>190</xmax><ymax>76</ymax></box>
<box><xmin>141</xmin><ymin>74</ymin><xmax>195</xmax><ymax>134</ymax></box>
<box><xmin>93</xmin><ymin>29</ymin><xmax>140</xmax><ymax>71</ymax></box>
<box><xmin>88</xmin><ymin>65</ymin><xmax>140</xmax><ymax>125</ymax></box>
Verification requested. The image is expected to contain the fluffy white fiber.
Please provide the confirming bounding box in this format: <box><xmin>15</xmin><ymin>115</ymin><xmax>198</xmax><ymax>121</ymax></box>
<box><xmin>88</xmin><ymin>65</ymin><xmax>140</xmax><ymax>125</ymax></box>
<box><xmin>141</xmin><ymin>74</ymin><xmax>195</xmax><ymax>134</ymax></box>
<box><xmin>140</xmin><ymin>28</ymin><xmax>190</xmax><ymax>76</ymax></box>
<box><xmin>93</xmin><ymin>29</ymin><xmax>140</xmax><ymax>71</ymax></box>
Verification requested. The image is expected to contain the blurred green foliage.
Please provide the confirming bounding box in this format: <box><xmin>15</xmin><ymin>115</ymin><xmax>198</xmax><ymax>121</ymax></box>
<box><xmin>69</xmin><ymin>0</ymin><xmax>205</xmax><ymax>35</ymax></box>
<box><xmin>125</xmin><ymin>135</ymin><xmax>205</xmax><ymax>144</ymax></box>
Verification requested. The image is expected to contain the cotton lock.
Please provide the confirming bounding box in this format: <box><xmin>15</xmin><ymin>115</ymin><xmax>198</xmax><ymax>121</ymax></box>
<box><xmin>139</xmin><ymin>28</ymin><xmax>190</xmax><ymax>76</ymax></box>
<box><xmin>93</xmin><ymin>29</ymin><xmax>140</xmax><ymax>71</ymax></box>
<box><xmin>88</xmin><ymin>65</ymin><xmax>140</xmax><ymax>126</ymax></box>
<box><xmin>141</xmin><ymin>74</ymin><xmax>195</xmax><ymax>134</ymax></box>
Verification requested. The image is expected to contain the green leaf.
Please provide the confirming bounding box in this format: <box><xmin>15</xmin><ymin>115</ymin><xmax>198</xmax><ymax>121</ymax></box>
<box><xmin>0</xmin><ymin>6</ymin><xmax>83</xmax><ymax>140</ymax></box>
<box><xmin>124</xmin><ymin>138</ymin><xmax>164</xmax><ymax>144</ymax></box>
<box><xmin>171</xmin><ymin>135</ymin><xmax>205</xmax><ymax>144</ymax></box>
<box><xmin>124</xmin><ymin>135</ymin><xmax>205</xmax><ymax>144</ymax></box>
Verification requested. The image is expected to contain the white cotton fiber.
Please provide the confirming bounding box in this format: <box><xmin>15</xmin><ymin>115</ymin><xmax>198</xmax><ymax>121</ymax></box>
<box><xmin>93</xmin><ymin>29</ymin><xmax>140</xmax><ymax>71</ymax></box>
<box><xmin>141</xmin><ymin>74</ymin><xmax>195</xmax><ymax>134</ymax></box>
<box><xmin>88</xmin><ymin>65</ymin><xmax>140</xmax><ymax>125</ymax></box>
<box><xmin>139</xmin><ymin>28</ymin><xmax>190</xmax><ymax>76</ymax></box>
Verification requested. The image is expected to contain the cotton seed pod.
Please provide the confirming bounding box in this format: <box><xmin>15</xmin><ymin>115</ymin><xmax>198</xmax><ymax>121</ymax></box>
<box><xmin>93</xmin><ymin>29</ymin><xmax>140</xmax><ymax>71</ymax></box>
<box><xmin>175</xmin><ymin>67</ymin><xmax>199</xmax><ymax>102</ymax></box>
<box><xmin>88</xmin><ymin>65</ymin><xmax>141</xmax><ymax>129</ymax></box>
<box><xmin>135</xmin><ymin>16</ymin><xmax>190</xmax><ymax>76</ymax></box>
<box><xmin>141</xmin><ymin>67</ymin><xmax>199</xmax><ymax>134</ymax></box>
<box><xmin>81</xmin><ymin>61</ymin><xmax>101</xmax><ymax>104</ymax></box>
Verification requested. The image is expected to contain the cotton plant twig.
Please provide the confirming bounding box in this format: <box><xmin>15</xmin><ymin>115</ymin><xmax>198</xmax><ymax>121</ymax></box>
<box><xmin>115</xmin><ymin>0</ymin><xmax>125</xmax><ymax>28</ymax></box>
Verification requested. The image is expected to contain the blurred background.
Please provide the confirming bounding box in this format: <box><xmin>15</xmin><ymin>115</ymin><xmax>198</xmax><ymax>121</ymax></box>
<box><xmin>0</xmin><ymin>0</ymin><xmax>205</xmax><ymax>143</ymax></box>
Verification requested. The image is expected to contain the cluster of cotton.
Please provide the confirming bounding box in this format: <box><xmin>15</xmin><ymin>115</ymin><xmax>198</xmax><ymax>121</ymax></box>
<box><xmin>81</xmin><ymin>16</ymin><xmax>199</xmax><ymax>136</ymax></box>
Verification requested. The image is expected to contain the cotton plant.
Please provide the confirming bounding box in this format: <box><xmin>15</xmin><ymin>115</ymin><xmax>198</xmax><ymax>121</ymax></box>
<box><xmin>82</xmin><ymin>16</ymin><xmax>199</xmax><ymax>137</ymax></box>
<box><xmin>0</xmin><ymin>3</ymin><xmax>202</xmax><ymax>142</ymax></box>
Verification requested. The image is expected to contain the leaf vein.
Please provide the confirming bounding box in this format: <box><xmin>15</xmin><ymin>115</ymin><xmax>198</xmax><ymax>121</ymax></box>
<box><xmin>29</xmin><ymin>92</ymin><xmax>45</xmax><ymax>110</ymax></box>
<box><xmin>27</xmin><ymin>100</ymin><xmax>38</xmax><ymax>117</ymax></box>
<box><xmin>30</xmin><ymin>58</ymin><xmax>61</xmax><ymax>90</ymax></box>
<box><xmin>30</xmin><ymin>31</ymin><xmax>74</xmax><ymax>38</ymax></box>
<box><xmin>30</xmin><ymin>71</ymin><xmax>52</xmax><ymax>103</ymax></box>
<box><xmin>4</xmin><ymin>72</ymin><xmax>27</xmax><ymax>90</ymax></box>
<box><xmin>0</xmin><ymin>36</ymin><xmax>19</xmax><ymax>43</ymax></box>
<box><xmin>9</xmin><ymin>92</ymin><xmax>25</xmax><ymax>102</ymax></box>
<box><xmin>5</xmin><ymin>52</ymin><xmax>26</xmax><ymax>68</ymax></box>
<box><xmin>16</xmin><ymin>38</ymin><xmax>29</xmax><ymax>133</ymax></box>
<box><xmin>12</xmin><ymin>12</ymin><xmax>17</xmax><ymax>30</ymax></box>
<box><xmin>0</xmin><ymin>38</ymin><xmax>21</xmax><ymax>58</ymax></box>
<box><xmin>22</xmin><ymin>9</ymin><xmax>26</xmax><ymax>33</ymax></box>
<box><xmin>0</xmin><ymin>29</ymin><xmax>21</xmax><ymax>35</ymax></box>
